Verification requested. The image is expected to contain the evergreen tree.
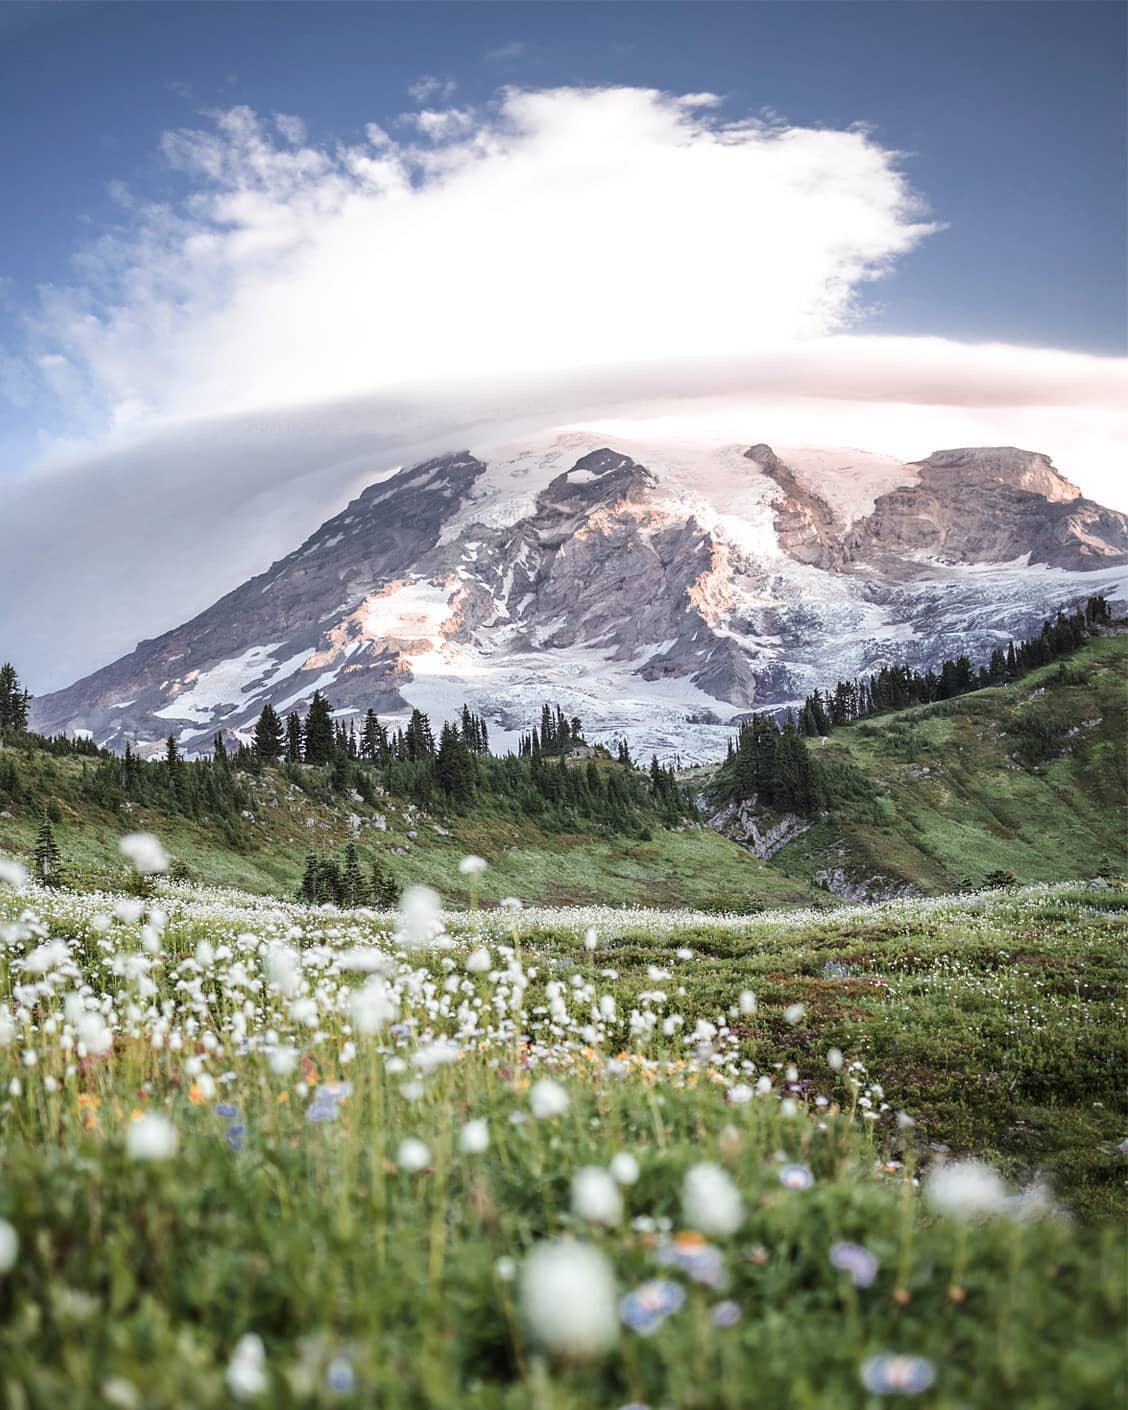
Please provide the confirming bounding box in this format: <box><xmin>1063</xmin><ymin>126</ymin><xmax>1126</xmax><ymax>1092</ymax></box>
<box><xmin>370</xmin><ymin>856</ymin><xmax>400</xmax><ymax>908</ymax></box>
<box><xmin>33</xmin><ymin>815</ymin><xmax>63</xmax><ymax>887</ymax></box>
<box><xmin>341</xmin><ymin>842</ymin><xmax>367</xmax><ymax>907</ymax></box>
<box><xmin>299</xmin><ymin>852</ymin><xmax>320</xmax><ymax>903</ymax></box>
<box><xmin>436</xmin><ymin>722</ymin><xmax>475</xmax><ymax>803</ymax></box>
<box><xmin>213</xmin><ymin>732</ymin><xmax>229</xmax><ymax>767</ymax></box>
<box><xmin>253</xmin><ymin>702</ymin><xmax>285</xmax><ymax>761</ymax></box>
<box><xmin>331</xmin><ymin>751</ymin><xmax>353</xmax><ymax>794</ymax></box>
<box><xmin>285</xmin><ymin>713</ymin><xmax>304</xmax><ymax>763</ymax></box>
<box><xmin>316</xmin><ymin>857</ymin><xmax>343</xmax><ymax>905</ymax></box>
<box><xmin>360</xmin><ymin>709</ymin><xmax>388</xmax><ymax>762</ymax></box>
<box><xmin>304</xmin><ymin>692</ymin><xmax>335</xmax><ymax>764</ymax></box>
<box><xmin>122</xmin><ymin>740</ymin><xmax>141</xmax><ymax>794</ymax></box>
<box><xmin>0</xmin><ymin>663</ymin><xmax>30</xmax><ymax>732</ymax></box>
<box><xmin>404</xmin><ymin>708</ymin><xmax>436</xmax><ymax>761</ymax></box>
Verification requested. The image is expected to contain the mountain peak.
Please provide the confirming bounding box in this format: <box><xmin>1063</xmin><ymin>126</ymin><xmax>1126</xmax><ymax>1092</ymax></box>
<box><xmin>27</xmin><ymin>433</ymin><xmax>1128</xmax><ymax>764</ymax></box>
<box><xmin>912</xmin><ymin>446</ymin><xmax>1082</xmax><ymax>503</ymax></box>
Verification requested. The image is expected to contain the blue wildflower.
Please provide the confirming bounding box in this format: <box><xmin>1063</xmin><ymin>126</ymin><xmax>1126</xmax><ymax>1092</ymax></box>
<box><xmin>326</xmin><ymin>1356</ymin><xmax>356</xmax><ymax>1394</ymax></box>
<box><xmin>619</xmin><ymin>1279</ymin><xmax>686</xmax><ymax>1335</ymax></box>
<box><xmin>710</xmin><ymin>1300</ymin><xmax>742</xmax><ymax>1328</ymax></box>
<box><xmin>654</xmin><ymin>1234</ymin><xmax>727</xmax><ymax>1287</ymax></box>
<box><xmin>779</xmin><ymin>1163</ymin><xmax>815</xmax><ymax>1190</ymax></box>
<box><xmin>225</xmin><ymin>1123</ymin><xmax>246</xmax><ymax>1153</ymax></box>
<box><xmin>830</xmin><ymin>1241</ymin><xmax>879</xmax><ymax>1288</ymax></box>
<box><xmin>306</xmin><ymin>1082</ymin><xmax>353</xmax><ymax>1125</ymax></box>
<box><xmin>214</xmin><ymin>1102</ymin><xmax>239</xmax><ymax>1120</ymax></box>
<box><xmin>861</xmin><ymin>1354</ymin><xmax>937</xmax><ymax>1396</ymax></box>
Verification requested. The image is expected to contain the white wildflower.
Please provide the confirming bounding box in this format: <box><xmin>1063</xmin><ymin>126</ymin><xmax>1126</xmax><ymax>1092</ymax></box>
<box><xmin>398</xmin><ymin>885</ymin><xmax>443</xmax><ymax>948</ymax></box>
<box><xmin>682</xmin><ymin>1162</ymin><xmax>744</xmax><ymax>1237</ymax></box>
<box><xmin>0</xmin><ymin>1219</ymin><xmax>18</xmax><ymax>1274</ymax></box>
<box><xmin>459</xmin><ymin>1119</ymin><xmax>489</xmax><ymax>1155</ymax></box>
<box><xmin>530</xmin><ymin>1078</ymin><xmax>569</xmax><ymax>1119</ymax></box>
<box><xmin>119</xmin><ymin>832</ymin><xmax>169</xmax><ymax>875</ymax></box>
<box><xmin>521</xmin><ymin>1241</ymin><xmax>618</xmax><ymax>1358</ymax></box>
<box><xmin>571</xmin><ymin>1166</ymin><xmax>623</xmax><ymax>1225</ymax></box>
<box><xmin>0</xmin><ymin>860</ymin><xmax>27</xmax><ymax>891</ymax></box>
<box><xmin>265</xmin><ymin>944</ymin><xmax>301</xmax><ymax>996</ymax></box>
<box><xmin>924</xmin><ymin>1160</ymin><xmax>1009</xmax><ymax>1221</ymax></box>
<box><xmin>126</xmin><ymin>1114</ymin><xmax>178</xmax><ymax>1162</ymax></box>
<box><xmin>268</xmin><ymin>1046</ymin><xmax>298</xmax><ymax>1077</ymax></box>
<box><xmin>350</xmin><ymin>978</ymin><xmax>395</xmax><ymax>1033</ymax></box>
<box><xmin>609</xmin><ymin>1152</ymin><xmax>640</xmax><ymax>1186</ymax></box>
<box><xmin>226</xmin><ymin>1333</ymin><xmax>268</xmax><ymax>1400</ymax></box>
<box><xmin>396</xmin><ymin>1138</ymin><xmax>431</xmax><ymax>1173</ymax></box>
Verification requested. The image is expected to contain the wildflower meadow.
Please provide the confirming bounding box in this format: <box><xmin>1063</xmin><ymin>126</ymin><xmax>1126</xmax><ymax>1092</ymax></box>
<box><xmin>0</xmin><ymin>847</ymin><xmax>1124</xmax><ymax>1408</ymax></box>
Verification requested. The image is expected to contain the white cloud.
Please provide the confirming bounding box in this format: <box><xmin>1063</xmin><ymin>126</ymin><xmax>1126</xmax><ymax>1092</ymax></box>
<box><xmin>485</xmin><ymin>40</ymin><xmax>529</xmax><ymax>63</ymax></box>
<box><xmin>3</xmin><ymin>84</ymin><xmax>1126</xmax><ymax>692</ymax></box>
<box><xmin>273</xmin><ymin>112</ymin><xmax>307</xmax><ymax>146</ymax></box>
<box><xmin>401</xmin><ymin>106</ymin><xmax>476</xmax><ymax>142</ymax></box>
<box><xmin>407</xmin><ymin>75</ymin><xmax>457</xmax><ymax>103</ymax></box>
<box><xmin>17</xmin><ymin>87</ymin><xmax>938</xmax><ymax>435</ymax></box>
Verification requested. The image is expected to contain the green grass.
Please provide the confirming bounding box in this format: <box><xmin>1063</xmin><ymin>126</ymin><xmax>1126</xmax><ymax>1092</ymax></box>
<box><xmin>0</xmin><ymin>879</ymin><xmax>1124</xmax><ymax>1408</ymax></box>
<box><xmin>0</xmin><ymin>750</ymin><xmax>820</xmax><ymax>910</ymax></box>
<box><xmin>772</xmin><ymin>634</ymin><xmax>1128</xmax><ymax>894</ymax></box>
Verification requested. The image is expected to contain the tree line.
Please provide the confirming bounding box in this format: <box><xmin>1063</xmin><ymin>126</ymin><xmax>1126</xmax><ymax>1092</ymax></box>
<box><xmin>715</xmin><ymin>595</ymin><xmax>1115</xmax><ymax>813</ymax></box>
<box><xmin>793</xmin><ymin>596</ymin><xmax>1112</xmax><ymax>737</ymax></box>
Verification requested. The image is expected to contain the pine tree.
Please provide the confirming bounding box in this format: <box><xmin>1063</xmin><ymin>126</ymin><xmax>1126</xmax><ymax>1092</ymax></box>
<box><xmin>0</xmin><ymin>663</ymin><xmax>29</xmax><ymax>732</ymax></box>
<box><xmin>213</xmin><ymin>732</ymin><xmax>229</xmax><ymax>767</ymax></box>
<box><xmin>341</xmin><ymin>843</ymin><xmax>367</xmax><ymax>907</ymax></box>
<box><xmin>304</xmin><ymin>692</ymin><xmax>335</xmax><ymax>764</ymax></box>
<box><xmin>253</xmin><ymin>703</ymin><xmax>285</xmax><ymax>761</ymax></box>
<box><xmin>436</xmin><ymin>722</ymin><xmax>475</xmax><ymax>803</ymax></box>
<box><xmin>370</xmin><ymin>856</ymin><xmax>400</xmax><ymax>908</ymax></box>
<box><xmin>316</xmin><ymin>858</ymin><xmax>344</xmax><ymax>906</ymax></box>
<box><xmin>359</xmin><ymin>709</ymin><xmax>387</xmax><ymax>763</ymax></box>
<box><xmin>299</xmin><ymin>852</ymin><xmax>319</xmax><ymax>903</ymax></box>
<box><xmin>286</xmin><ymin>713</ymin><xmax>304</xmax><ymax>763</ymax></box>
<box><xmin>33</xmin><ymin>815</ymin><xmax>63</xmax><ymax>887</ymax></box>
<box><xmin>403</xmin><ymin>708</ymin><xmax>436</xmax><ymax>761</ymax></box>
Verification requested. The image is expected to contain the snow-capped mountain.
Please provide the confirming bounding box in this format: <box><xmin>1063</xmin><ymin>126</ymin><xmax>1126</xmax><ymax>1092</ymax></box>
<box><xmin>29</xmin><ymin>433</ymin><xmax>1128</xmax><ymax>762</ymax></box>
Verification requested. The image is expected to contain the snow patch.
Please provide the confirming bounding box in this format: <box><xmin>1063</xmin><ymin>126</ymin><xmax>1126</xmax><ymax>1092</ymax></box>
<box><xmin>363</xmin><ymin>580</ymin><xmax>455</xmax><ymax>646</ymax></box>
<box><xmin>154</xmin><ymin>643</ymin><xmax>313</xmax><ymax>724</ymax></box>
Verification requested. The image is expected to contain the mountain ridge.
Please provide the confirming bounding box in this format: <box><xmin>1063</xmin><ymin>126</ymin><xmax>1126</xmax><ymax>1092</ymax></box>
<box><xmin>29</xmin><ymin>433</ymin><xmax>1128</xmax><ymax>761</ymax></box>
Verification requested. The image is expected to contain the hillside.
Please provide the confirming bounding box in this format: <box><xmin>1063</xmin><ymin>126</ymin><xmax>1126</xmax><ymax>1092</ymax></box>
<box><xmin>3</xmin><ymin>634</ymin><xmax>1124</xmax><ymax>908</ymax></box>
<box><xmin>710</xmin><ymin>633</ymin><xmax>1127</xmax><ymax>897</ymax></box>
<box><xmin>0</xmin><ymin>747</ymin><xmax>821</xmax><ymax>911</ymax></box>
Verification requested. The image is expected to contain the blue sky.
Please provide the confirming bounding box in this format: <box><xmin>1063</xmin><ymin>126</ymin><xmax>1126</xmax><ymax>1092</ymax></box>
<box><xmin>3</xmin><ymin>0</ymin><xmax>1124</xmax><ymax>360</ymax></box>
<box><xmin>1</xmin><ymin>1</ymin><xmax>1126</xmax><ymax>691</ymax></box>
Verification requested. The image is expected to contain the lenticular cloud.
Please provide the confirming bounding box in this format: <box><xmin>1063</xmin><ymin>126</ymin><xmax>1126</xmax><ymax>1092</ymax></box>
<box><xmin>27</xmin><ymin>86</ymin><xmax>936</xmax><ymax>433</ymax></box>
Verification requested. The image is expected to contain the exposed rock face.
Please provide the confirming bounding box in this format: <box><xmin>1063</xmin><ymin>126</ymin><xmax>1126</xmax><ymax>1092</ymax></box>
<box><xmin>812</xmin><ymin>866</ymin><xmax>918</xmax><ymax>904</ymax></box>
<box><xmin>29</xmin><ymin>433</ymin><xmax>1128</xmax><ymax>763</ymax></box>
<box><xmin>844</xmin><ymin>447</ymin><xmax>1124</xmax><ymax>574</ymax></box>
<box><xmin>702</xmin><ymin>797</ymin><xmax>812</xmax><ymax>860</ymax></box>
<box><xmin>749</xmin><ymin>443</ymin><xmax>847</xmax><ymax>571</ymax></box>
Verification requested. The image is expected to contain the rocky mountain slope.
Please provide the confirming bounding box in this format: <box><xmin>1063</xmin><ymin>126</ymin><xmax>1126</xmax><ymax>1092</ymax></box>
<box><xmin>29</xmin><ymin>432</ymin><xmax>1128</xmax><ymax>761</ymax></box>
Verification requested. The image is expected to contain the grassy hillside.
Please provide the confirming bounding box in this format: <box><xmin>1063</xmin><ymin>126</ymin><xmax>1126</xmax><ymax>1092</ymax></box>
<box><xmin>767</xmin><ymin>633</ymin><xmax>1127</xmax><ymax>895</ymax></box>
<box><xmin>4</xmin><ymin>635</ymin><xmax>1122</xmax><ymax>909</ymax></box>
<box><xmin>0</xmin><ymin>747</ymin><xmax>821</xmax><ymax>910</ymax></box>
